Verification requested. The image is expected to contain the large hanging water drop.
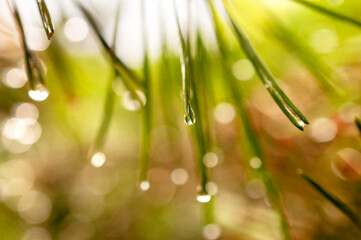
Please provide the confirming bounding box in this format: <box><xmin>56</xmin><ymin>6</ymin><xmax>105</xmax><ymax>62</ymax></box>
<box><xmin>196</xmin><ymin>193</ymin><xmax>211</xmax><ymax>203</ymax></box>
<box><xmin>184</xmin><ymin>103</ymin><xmax>196</xmax><ymax>125</ymax></box>
<box><xmin>28</xmin><ymin>84</ymin><xmax>49</xmax><ymax>102</ymax></box>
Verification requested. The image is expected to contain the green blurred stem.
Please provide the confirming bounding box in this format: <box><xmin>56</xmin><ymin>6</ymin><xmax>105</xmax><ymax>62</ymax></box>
<box><xmin>35</xmin><ymin>0</ymin><xmax>54</xmax><ymax>40</ymax></box>
<box><xmin>194</xmin><ymin>31</ymin><xmax>217</xmax><ymax>225</ymax></box>
<box><xmin>207</xmin><ymin>1</ymin><xmax>291</xmax><ymax>239</ymax></box>
<box><xmin>76</xmin><ymin>3</ymin><xmax>144</xmax><ymax>105</ymax></box>
<box><xmin>139</xmin><ymin>0</ymin><xmax>152</xmax><ymax>183</ymax></box>
<box><xmin>10</xmin><ymin>1</ymin><xmax>45</xmax><ymax>90</ymax></box>
<box><xmin>289</xmin><ymin>0</ymin><xmax>361</xmax><ymax>28</ymax></box>
<box><xmin>188</xmin><ymin>0</ymin><xmax>210</xmax><ymax>196</ymax></box>
<box><xmin>298</xmin><ymin>169</ymin><xmax>361</xmax><ymax>229</ymax></box>
<box><xmin>94</xmin><ymin>72</ymin><xmax>118</xmax><ymax>151</ymax></box>
<box><xmin>93</xmin><ymin>3</ymin><xmax>122</xmax><ymax>153</ymax></box>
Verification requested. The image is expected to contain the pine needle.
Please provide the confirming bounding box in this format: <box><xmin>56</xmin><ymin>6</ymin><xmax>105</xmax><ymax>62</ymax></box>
<box><xmin>290</xmin><ymin>0</ymin><xmax>361</xmax><ymax>28</ymax></box>
<box><xmin>173</xmin><ymin>0</ymin><xmax>196</xmax><ymax>126</ymax></box>
<box><xmin>223</xmin><ymin>1</ymin><xmax>309</xmax><ymax>131</ymax></box>
<box><xmin>11</xmin><ymin>2</ymin><xmax>46</xmax><ymax>91</ymax></box>
<box><xmin>298</xmin><ymin>169</ymin><xmax>361</xmax><ymax>229</ymax></box>
<box><xmin>35</xmin><ymin>0</ymin><xmax>54</xmax><ymax>40</ymax></box>
<box><xmin>139</xmin><ymin>0</ymin><xmax>152</xmax><ymax>184</ymax></box>
<box><xmin>93</xmin><ymin>2</ymin><xmax>121</xmax><ymax>154</ymax></box>
<box><xmin>76</xmin><ymin>2</ymin><xmax>145</xmax><ymax>105</ymax></box>
<box><xmin>206</xmin><ymin>1</ymin><xmax>292</xmax><ymax>239</ymax></box>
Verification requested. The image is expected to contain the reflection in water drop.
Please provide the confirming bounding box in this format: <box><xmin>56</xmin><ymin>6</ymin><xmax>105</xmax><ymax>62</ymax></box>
<box><xmin>264</xmin><ymin>80</ymin><xmax>273</xmax><ymax>89</ymax></box>
<box><xmin>122</xmin><ymin>90</ymin><xmax>146</xmax><ymax>111</ymax></box>
<box><xmin>91</xmin><ymin>152</ymin><xmax>106</xmax><ymax>168</ymax></box>
<box><xmin>139</xmin><ymin>181</ymin><xmax>150</xmax><ymax>191</ymax></box>
<box><xmin>184</xmin><ymin>103</ymin><xmax>196</xmax><ymax>125</ymax></box>
<box><xmin>28</xmin><ymin>85</ymin><xmax>49</xmax><ymax>102</ymax></box>
<box><xmin>273</xmin><ymin>89</ymin><xmax>306</xmax><ymax>130</ymax></box>
<box><xmin>196</xmin><ymin>194</ymin><xmax>211</xmax><ymax>203</ymax></box>
<box><xmin>249</xmin><ymin>157</ymin><xmax>262</xmax><ymax>169</ymax></box>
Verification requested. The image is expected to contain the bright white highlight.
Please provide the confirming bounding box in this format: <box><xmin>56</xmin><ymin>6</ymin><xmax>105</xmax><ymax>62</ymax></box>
<box><xmin>196</xmin><ymin>194</ymin><xmax>211</xmax><ymax>203</ymax></box>
<box><xmin>139</xmin><ymin>181</ymin><xmax>150</xmax><ymax>191</ymax></box>
<box><xmin>64</xmin><ymin>17</ymin><xmax>89</xmax><ymax>42</ymax></box>
<box><xmin>170</xmin><ymin>168</ymin><xmax>189</xmax><ymax>185</ymax></box>
<box><xmin>91</xmin><ymin>152</ymin><xmax>106</xmax><ymax>168</ymax></box>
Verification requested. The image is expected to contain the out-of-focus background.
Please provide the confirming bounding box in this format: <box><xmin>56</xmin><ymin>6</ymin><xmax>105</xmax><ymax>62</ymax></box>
<box><xmin>1</xmin><ymin>0</ymin><xmax>361</xmax><ymax>239</ymax></box>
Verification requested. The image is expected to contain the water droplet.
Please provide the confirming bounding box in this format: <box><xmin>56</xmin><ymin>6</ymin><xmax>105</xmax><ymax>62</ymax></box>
<box><xmin>249</xmin><ymin>157</ymin><xmax>262</xmax><ymax>169</ymax></box>
<box><xmin>64</xmin><ymin>17</ymin><xmax>89</xmax><ymax>42</ymax></box>
<box><xmin>184</xmin><ymin>103</ymin><xmax>196</xmax><ymax>125</ymax></box>
<box><xmin>264</xmin><ymin>80</ymin><xmax>273</xmax><ymax>89</ymax></box>
<box><xmin>205</xmin><ymin>182</ymin><xmax>218</xmax><ymax>196</ymax></box>
<box><xmin>196</xmin><ymin>194</ymin><xmax>211</xmax><ymax>203</ymax></box>
<box><xmin>170</xmin><ymin>168</ymin><xmax>189</xmax><ymax>185</ymax></box>
<box><xmin>139</xmin><ymin>181</ymin><xmax>150</xmax><ymax>191</ymax></box>
<box><xmin>122</xmin><ymin>90</ymin><xmax>146</xmax><ymax>111</ymax></box>
<box><xmin>246</xmin><ymin>179</ymin><xmax>266</xmax><ymax>199</ymax></box>
<box><xmin>213</xmin><ymin>103</ymin><xmax>236</xmax><ymax>124</ymax></box>
<box><xmin>203</xmin><ymin>152</ymin><xmax>219</xmax><ymax>168</ymax></box>
<box><xmin>90</xmin><ymin>152</ymin><xmax>106</xmax><ymax>168</ymax></box>
<box><xmin>28</xmin><ymin>85</ymin><xmax>49</xmax><ymax>102</ymax></box>
<box><xmin>14</xmin><ymin>102</ymin><xmax>39</xmax><ymax>125</ymax></box>
<box><xmin>273</xmin><ymin>89</ymin><xmax>307</xmax><ymax>130</ymax></box>
<box><xmin>232</xmin><ymin>59</ymin><xmax>255</xmax><ymax>81</ymax></box>
<box><xmin>202</xmin><ymin>224</ymin><xmax>222</xmax><ymax>240</ymax></box>
<box><xmin>2</xmin><ymin>68</ymin><xmax>27</xmax><ymax>88</ymax></box>
<box><xmin>309</xmin><ymin>118</ymin><xmax>337</xmax><ymax>143</ymax></box>
<box><xmin>3</xmin><ymin>118</ymin><xmax>27</xmax><ymax>140</ymax></box>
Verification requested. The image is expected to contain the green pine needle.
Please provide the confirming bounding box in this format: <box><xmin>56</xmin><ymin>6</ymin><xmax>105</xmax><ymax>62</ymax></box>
<box><xmin>93</xmin><ymin>2</ymin><xmax>121</xmax><ymax>154</ymax></box>
<box><xmin>298</xmin><ymin>169</ymin><xmax>361</xmax><ymax>229</ymax></box>
<box><xmin>290</xmin><ymin>0</ymin><xmax>361</xmax><ymax>28</ymax></box>
<box><xmin>223</xmin><ymin>1</ymin><xmax>309</xmax><ymax>131</ymax></box>
<box><xmin>139</xmin><ymin>0</ymin><xmax>152</xmax><ymax>183</ymax></box>
<box><xmin>207</xmin><ymin>1</ymin><xmax>291</xmax><ymax>239</ymax></box>
<box><xmin>76</xmin><ymin>3</ymin><xmax>145</xmax><ymax>105</ymax></box>
<box><xmin>173</xmin><ymin>0</ymin><xmax>196</xmax><ymax>126</ymax></box>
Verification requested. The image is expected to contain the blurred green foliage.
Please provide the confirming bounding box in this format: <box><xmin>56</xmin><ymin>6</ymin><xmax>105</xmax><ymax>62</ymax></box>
<box><xmin>1</xmin><ymin>0</ymin><xmax>361</xmax><ymax>239</ymax></box>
